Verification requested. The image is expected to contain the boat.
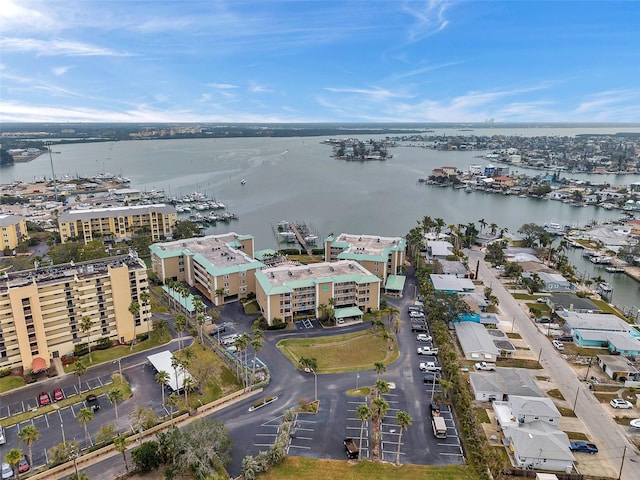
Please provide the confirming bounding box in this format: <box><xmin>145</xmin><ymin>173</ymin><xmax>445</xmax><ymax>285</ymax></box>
<box><xmin>241</xmin><ymin>178</ymin><xmax>246</xmax><ymax>185</ymax></box>
<box><xmin>465</xmin><ymin>186</ymin><xmax>472</xmax><ymax>193</ymax></box>
<box><xmin>544</xmin><ymin>222</ymin><xmax>566</xmax><ymax>236</ymax></box>
<box><xmin>598</xmin><ymin>282</ymin><xmax>613</xmax><ymax>293</ymax></box>
<box><xmin>590</xmin><ymin>255</ymin><xmax>612</xmax><ymax>265</ymax></box>
<box><xmin>605</xmin><ymin>266</ymin><xmax>625</xmax><ymax>273</ymax></box>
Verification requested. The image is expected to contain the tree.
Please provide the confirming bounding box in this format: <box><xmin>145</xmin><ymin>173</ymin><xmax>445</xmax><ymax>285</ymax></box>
<box><xmin>5</xmin><ymin>448</ymin><xmax>23</xmax><ymax>480</ymax></box>
<box><xmin>171</xmin><ymin>356</ymin><xmax>183</xmax><ymax>399</ymax></box>
<box><xmin>250</xmin><ymin>336</ymin><xmax>263</xmax><ymax>387</ymax></box>
<box><xmin>18</xmin><ymin>425</ymin><xmax>39</xmax><ymax>467</ymax></box>
<box><xmin>155</xmin><ymin>370</ymin><xmax>170</xmax><ymax>406</ymax></box>
<box><xmin>299</xmin><ymin>357</ymin><xmax>317</xmax><ymax>372</ymax></box>
<box><xmin>192</xmin><ymin>295</ymin><xmax>206</xmax><ymax>343</ymax></box>
<box><xmin>128</xmin><ymin>301</ymin><xmax>140</xmax><ymax>328</ymax></box>
<box><xmin>395</xmin><ymin>411</ymin><xmax>412</xmax><ymax>465</ymax></box>
<box><xmin>139</xmin><ymin>290</ymin><xmax>151</xmax><ymax>334</ymax></box>
<box><xmin>172</xmin><ymin>220</ymin><xmax>199</xmax><ymax>240</ymax></box>
<box><xmin>174</xmin><ymin>313</ymin><xmax>186</xmax><ymax>350</ymax></box>
<box><xmin>518</xmin><ymin>223</ymin><xmax>547</xmax><ymax>247</ymax></box>
<box><xmin>79</xmin><ymin>316</ymin><xmax>94</xmax><ymax>362</ymax></box>
<box><xmin>107</xmin><ymin>388</ymin><xmax>124</xmax><ymax>419</ymax></box>
<box><xmin>166</xmin><ymin>393</ymin><xmax>179</xmax><ymax>422</ymax></box>
<box><xmin>355</xmin><ymin>404</ymin><xmax>371</xmax><ymax>462</ymax></box>
<box><xmin>95</xmin><ymin>424</ymin><xmax>116</xmax><ymax>445</ymax></box>
<box><xmin>131</xmin><ymin>440</ymin><xmax>161</xmax><ymax>473</ymax></box>
<box><xmin>234</xmin><ymin>334</ymin><xmax>250</xmax><ymax>387</ymax></box>
<box><xmin>131</xmin><ymin>406</ymin><xmax>158</xmax><ymax>431</ymax></box>
<box><xmin>375</xmin><ymin>379</ymin><xmax>390</xmax><ymax>399</ymax></box>
<box><xmin>48</xmin><ymin>441</ymin><xmax>80</xmax><ymax>467</ymax></box>
<box><xmin>153</xmin><ymin>317</ymin><xmax>169</xmax><ymax>341</ymax></box>
<box><xmin>182</xmin><ymin>375</ymin><xmax>195</xmax><ymax>404</ymax></box>
<box><xmin>75</xmin><ymin>360</ymin><xmax>87</xmax><ymax>393</ymax></box>
<box><xmin>373</xmin><ymin>362</ymin><xmax>386</xmax><ymax>378</ymax></box>
<box><xmin>77</xmin><ymin>407</ymin><xmax>94</xmax><ymax>445</ymax></box>
<box><xmin>67</xmin><ymin>472</ymin><xmax>89</xmax><ymax>480</ymax></box>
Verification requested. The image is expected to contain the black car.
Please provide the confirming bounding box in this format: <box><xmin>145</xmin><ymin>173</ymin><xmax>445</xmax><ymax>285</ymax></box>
<box><xmin>411</xmin><ymin>323</ymin><xmax>429</xmax><ymax>332</ymax></box>
<box><xmin>537</xmin><ymin>317</ymin><xmax>552</xmax><ymax>323</ymax></box>
<box><xmin>86</xmin><ymin>394</ymin><xmax>100</xmax><ymax>411</ymax></box>
<box><xmin>430</xmin><ymin>401</ymin><xmax>441</xmax><ymax>415</ymax></box>
<box><xmin>423</xmin><ymin>372</ymin><xmax>440</xmax><ymax>383</ymax></box>
<box><xmin>209</xmin><ymin>324</ymin><xmax>227</xmax><ymax>336</ymax></box>
<box><xmin>556</xmin><ymin>335</ymin><xmax>573</xmax><ymax>342</ymax></box>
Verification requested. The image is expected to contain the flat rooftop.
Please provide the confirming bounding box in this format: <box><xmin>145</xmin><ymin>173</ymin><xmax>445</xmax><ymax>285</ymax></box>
<box><xmin>152</xmin><ymin>233</ymin><xmax>259</xmax><ymax>271</ymax></box>
<box><xmin>59</xmin><ymin>204</ymin><xmax>175</xmax><ymax>221</ymax></box>
<box><xmin>1</xmin><ymin>253</ymin><xmax>145</xmax><ymax>291</ymax></box>
<box><xmin>329</xmin><ymin>233</ymin><xmax>405</xmax><ymax>258</ymax></box>
<box><xmin>0</xmin><ymin>213</ymin><xmax>25</xmax><ymax>226</ymax></box>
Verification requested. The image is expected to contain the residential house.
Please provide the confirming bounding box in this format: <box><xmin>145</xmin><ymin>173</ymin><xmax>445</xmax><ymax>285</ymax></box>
<box><xmin>430</xmin><ymin>274</ymin><xmax>474</xmax><ymax>293</ymax></box>
<box><xmin>502</xmin><ymin>422</ymin><xmax>574</xmax><ymax>472</ymax></box>
<box><xmin>454</xmin><ymin>321</ymin><xmax>501</xmax><ymax>362</ymax></box>
<box><xmin>469</xmin><ymin>368</ymin><xmax>542</xmax><ymax>401</ymax></box>
<box><xmin>597</xmin><ymin>355</ymin><xmax>640</xmax><ymax>382</ymax></box>
<box><xmin>536</xmin><ymin>272</ymin><xmax>575</xmax><ymax>292</ymax></box>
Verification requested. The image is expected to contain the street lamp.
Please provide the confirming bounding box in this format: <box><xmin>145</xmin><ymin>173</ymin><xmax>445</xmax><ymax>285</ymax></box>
<box><xmin>113</xmin><ymin>358</ymin><xmax>122</xmax><ymax>382</ymax></box>
<box><xmin>69</xmin><ymin>443</ymin><xmax>80</xmax><ymax>479</ymax></box>
<box><xmin>311</xmin><ymin>368</ymin><xmax>318</xmax><ymax>402</ymax></box>
<box><xmin>61</xmin><ymin>422</ymin><xmax>66</xmax><ymax>445</ymax></box>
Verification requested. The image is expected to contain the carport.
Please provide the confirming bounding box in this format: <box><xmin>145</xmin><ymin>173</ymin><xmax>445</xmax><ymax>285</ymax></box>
<box><xmin>384</xmin><ymin>274</ymin><xmax>406</xmax><ymax>297</ymax></box>
<box><xmin>147</xmin><ymin>350</ymin><xmax>194</xmax><ymax>391</ymax></box>
<box><xmin>334</xmin><ymin>306</ymin><xmax>363</xmax><ymax>322</ymax></box>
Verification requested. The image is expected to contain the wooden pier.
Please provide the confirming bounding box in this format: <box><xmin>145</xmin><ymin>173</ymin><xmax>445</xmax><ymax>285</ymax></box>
<box><xmin>289</xmin><ymin>223</ymin><xmax>312</xmax><ymax>255</ymax></box>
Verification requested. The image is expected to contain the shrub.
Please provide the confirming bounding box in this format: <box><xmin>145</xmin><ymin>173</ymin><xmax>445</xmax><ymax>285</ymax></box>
<box><xmin>0</xmin><ymin>367</ymin><xmax>11</xmax><ymax>378</ymax></box>
<box><xmin>136</xmin><ymin>333</ymin><xmax>149</xmax><ymax>342</ymax></box>
<box><xmin>131</xmin><ymin>440</ymin><xmax>161</xmax><ymax>473</ymax></box>
<box><xmin>96</xmin><ymin>337</ymin><xmax>113</xmax><ymax>350</ymax></box>
<box><xmin>74</xmin><ymin>343</ymin><xmax>89</xmax><ymax>357</ymax></box>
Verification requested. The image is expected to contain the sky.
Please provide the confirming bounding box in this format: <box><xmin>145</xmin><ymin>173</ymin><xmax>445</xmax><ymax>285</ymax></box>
<box><xmin>1</xmin><ymin>0</ymin><xmax>639</xmax><ymax>123</ymax></box>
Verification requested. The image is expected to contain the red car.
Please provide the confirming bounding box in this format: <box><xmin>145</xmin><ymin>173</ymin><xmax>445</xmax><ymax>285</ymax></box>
<box><xmin>52</xmin><ymin>388</ymin><xmax>65</xmax><ymax>402</ymax></box>
<box><xmin>38</xmin><ymin>391</ymin><xmax>51</xmax><ymax>406</ymax></box>
<box><xmin>18</xmin><ymin>455</ymin><xmax>30</xmax><ymax>473</ymax></box>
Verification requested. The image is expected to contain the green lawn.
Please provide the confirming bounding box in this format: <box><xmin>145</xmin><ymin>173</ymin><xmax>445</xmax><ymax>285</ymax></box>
<box><xmin>261</xmin><ymin>457</ymin><xmax>480</xmax><ymax>480</ymax></box>
<box><xmin>591</xmin><ymin>299</ymin><xmax>625</xmax><ymax>318</ymax></box>
<box><xmin>277</xmin><ymin>330</ymin><xmax>398</xmax><ymax>373</ymax></box>
<box><xmin>63</xmin><ymin>334</ymin><xmax>171</xmax><ymax>373</ymax></box>
<box><xmin>242</xmin><ymin>300</ymin><xmax>261</xmax><ymax>315</ymax></box>
<box><xmin>0</xmin><ymin>376</ymin><xmax>26</xmax><ymax>393</ymax></box>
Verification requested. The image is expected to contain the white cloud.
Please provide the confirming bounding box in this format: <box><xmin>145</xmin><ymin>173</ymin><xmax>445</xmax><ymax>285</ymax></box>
<box><xmin>0</xmin><ymin>37</ymin><xmax>133</xmax><ymax>57</ymax></box>
<box><xmin>401</xmin><ymin>0</ymin><xmax>452</xmax><ymax>41</ymax></box>
<box><xmin>52</xmin><ymin>66</ymin><xmax>71</xmax><ymax>76</ymax></box>
<box><xmin>249</xmin><ymin>82</ymin><xmax>271</xmax><ymax>94</ymax></box>
<box><xmin>325</xmin><ymin>86</ymin><xmax>414</xmax><ymax>101</ymax></box>
<box><xmin>206</xmin><ymin>83</ymin><xmax>239</xmax><ymax>90</ymax></box>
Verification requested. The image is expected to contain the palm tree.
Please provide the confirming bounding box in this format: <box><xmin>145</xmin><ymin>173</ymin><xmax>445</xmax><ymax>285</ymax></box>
<box><xmin>489</xmin><ymin>223</ymin><xmax>498</xmax><ymax>235</ymax></box>
<box><xmin>174</xmin><ymin>313</ymin><xmax>186</xmax><ymax>349</ymax></box>
<box><xmin>77</xmin><ymin>407</ymin><xmax>94</xmax><ymax>445</ymax></box>
<box><xmin>215</xmin><ymin>288</ymin><xmax>225</xmax><ymax>306</ymax></box>
<box><xmin>478</xmin><ymin>218</ymin><xmax>487</xmax><ymax>232</ymax></box>
<box><xmin>80</xmin><ymin>316</ymin><xmax>94</xmax><ymax>362</ymax></box>
<box><xmin>192</xmin><ymin>295</ymin><xmax>205</xmax><ymax>343</ymax></box>
<box><xmin>355</xmin><ymin>404</ymin><xmax>371</xmax><ymax>462</ymax></box>
<box><xmin>154</xmin><ymin>317</ymin><xmax>169</xmax><ymax>340</ymax></box>
<box><xmin>4</xmin><ymin>448</ymin><xmax>23</xmax><ymax>480</ymax></box>
<box><xmin>75</xmin><ymin>360</ymin><xmax>87</xmax><ymax>393</ymax></box>
<box><xmin>107</xmin><ymin>388</ymin><xmax>124</xmax><ymax>419</ymax></box>
<box><xmin>234</xmin><ymin>334</ymin><xmax>250</xmax><ymax>387</ymax></box>
<box><xmin>114</xmin><ymin>435</ymin><xmax>130</xmax><ymax>471</ymax></box>
<box><xmin>155</xmin><ymin>370</ymin><xmax>169</xmax><ymax>406</ymax></box>
<box><xmin>171</xmin><ymin>356</ymin><xmax>182</xmax><ymax>396</ymax></box>
<box><xmin>182</xmin><ymin>375</ymin><xmax>195</xmax><ymax>404</ymax></box>
<box><xmin>371</xmin><ymin>397</ymin><xmax>389</xmax><ymax>423</ymax></box>
<box><xmin>395</xmin><ymin>411</ymin><xmax>412</xmax><ymax>465</ymax></box>
<box><xmin>373</xmin><ymin>362</ymin><xmax>386</xmax><ymax>378</ymax></box>
<box><xmin>375</xmin><ymin>379</ymin><xmax>390</xmax><ymax>399</ymax></box>
<box><xmin>166</xmin><ymin>393</ymin><xmax>179</xmax><ymax>423</ymax></box>
<box><xmin>139</xmin><ymin>290</ymin><xmax>151</xmax><ymax>334</ymax></box>
<box><xmin>250</xmin><ymin>336</ymin><xmax>263</xmax><ymax>387</ymax></box>
<box><xmin>17</xmin><ymin>425</ymin><xmax>39</xmax><ymax>466</ymax></box>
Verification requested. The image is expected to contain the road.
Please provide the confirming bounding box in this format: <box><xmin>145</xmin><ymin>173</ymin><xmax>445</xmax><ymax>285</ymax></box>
<box><xmin>468</xmin><ymin>249</ymin><xmax>639</xmax><ymax>480</ymax></box>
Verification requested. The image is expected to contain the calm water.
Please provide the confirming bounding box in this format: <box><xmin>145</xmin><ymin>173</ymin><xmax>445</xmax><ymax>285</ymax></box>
<box><xmin>2</xmin><ymin>127</ymin><xmax>639</xmax><ymax>309</ymax></box>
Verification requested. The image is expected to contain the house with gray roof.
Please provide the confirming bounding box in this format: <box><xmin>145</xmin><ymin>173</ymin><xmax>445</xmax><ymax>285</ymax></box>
<box><xmin>502</xmin><ymin>422</ymin><xmax>574</xmax><ymax>472</ymax></box>
<box><xmin>549</xmin><ymin>293</ymin><xmax>600</xmax><ymax>313</ymax></box>
<box><xmin>536</xmin><ymin>272</ymin><xmax>575</xmax><ymax>292</ymax></box>
<box><xmin>469</xmin><ymin>368</ymin><xmax>542</xmax><ymax>401</ymax></box>
<box><xmin>430</xmin><ymin>274</ymin><xmax>474</xmax><ymax>293</ymax></box>
<box><xmin>507</xmin><ymin>396</ymin><xmax>561</xmax><ymax>425</ymax></box>
<box><xmin>597</xmin><ymin>354</ymin><xmax>640</xmax><ymax>382</ymax></box>
<box><xmin>454</xmin><ymin>321</ymin><xmax>501</xmax><ymax>361</ymax></box>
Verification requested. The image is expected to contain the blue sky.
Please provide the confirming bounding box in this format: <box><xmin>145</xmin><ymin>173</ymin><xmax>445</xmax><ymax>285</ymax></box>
<box><xmin>1</xmin><ymin>1</ymin><xmax>639</xmax><ymax>123</ymax></box>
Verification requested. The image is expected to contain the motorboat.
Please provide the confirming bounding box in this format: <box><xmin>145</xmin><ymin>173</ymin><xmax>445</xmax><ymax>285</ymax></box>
<box><xmin>598</xmin><ymin>282</ymin><xmax>613</xmax><ymax>292</ymax></box>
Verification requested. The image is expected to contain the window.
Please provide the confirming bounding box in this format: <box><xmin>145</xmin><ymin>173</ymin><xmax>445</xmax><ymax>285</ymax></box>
<box><xmin>223</xmin><ymin>274</ymin><xmax>229</xmax><ymax>279</ymax></box>
<box><xmin>224</xmin><ymin>282</ymin><xmax>229</xmax><ymax>287</ymax></box>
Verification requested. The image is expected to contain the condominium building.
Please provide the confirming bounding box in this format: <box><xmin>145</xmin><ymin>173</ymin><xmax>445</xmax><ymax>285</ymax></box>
<box><xmin>58</xmin><ymin>204</ymin><xmax>177</xmax><ymax>244</ymax></box>
<box><xmin>150</xmin><ymin>233</ymin><xmax>264</xmax><ymax>306</ymax></box>
<box><xmin>324</xmin><ymin>233</ymin><xmax>406</xmax><ymax>289</ymax></box>
<box><xmin>0</xmin><ymin>214</ymin><xmax>29</xmax><ymax>251</ymax></box>
<box><xmin>0</xmin><ymin>253</ymin><xmax>151</xmax><ymax>373</ymax></box>
<box><xmin>255</xmin><ymin>260</ymin><xmax>381</xmax><ymax>325</ymax></box>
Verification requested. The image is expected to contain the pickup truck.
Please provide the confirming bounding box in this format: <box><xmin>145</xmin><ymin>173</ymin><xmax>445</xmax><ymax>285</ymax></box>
<box><xmin>343</xmin><ymin>437</ymin><xmax>359</xmax><ymax>459</ymax></box>
<box><xmin>419</xmin><ymin>361</ymin><xmax>442</xmax><ymax>372</ymax></box>
<box><xmin>474</xmin><ymin>362</ymin><xmax>496</xmax><ymax>371</ymax></box>
<box><xmin>417</xmin><ymin>346</ymin><xmax>439</xmax><ymax>355</ymax></box>
<box><xmin>569</xmin><ymin>441</ymin><xmax>598</xmax><ymax>454</ymax></box>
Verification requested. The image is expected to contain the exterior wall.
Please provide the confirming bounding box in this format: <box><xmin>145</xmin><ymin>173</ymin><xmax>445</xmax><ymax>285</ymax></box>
<box><xmin>1</xmin><ymin>217</ymin><xmax>29</xmax><ymax>250</ymax></box>
<box><xmin>0</xmin><ymin>257</ymin><xmax>150</xmax><ymax>372</ymax></box>
<box><xmin>59</xmin><ymin>210</ymin><xmax>177</xmax><ymax>244</ymax></box>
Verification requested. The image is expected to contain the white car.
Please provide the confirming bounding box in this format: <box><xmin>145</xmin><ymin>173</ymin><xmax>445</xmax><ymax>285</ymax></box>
<box><xmin>1</xmin><ymin>462</ymin><xmax>12</xmax><ymax>480</ymax></box>
<box><xmin>419</xmin><ymin>361</ymin><xmax>442</xmax><ymax>372</ymax></box>
<box><xmin>416</xmin><ymin>334</ymin><xmax>432</xmax><ymax>342</ymax></box>
<box><xmin>552</xmin><ymin>340</ymin><xmax>564</xmax><ymax>351</ymax></box>
<box><xmin>610</xmin><ymin>398</ymin><xmax>633</xmax><ymax>409</ymax></box>
<box><xmin>417</xmin><ymin>346</ymin><xmax>439</xmax><ymax>355</ymax></box>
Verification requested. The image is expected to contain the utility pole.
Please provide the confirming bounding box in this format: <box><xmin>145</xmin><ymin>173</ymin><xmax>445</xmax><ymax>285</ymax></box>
<box><xmin>46</xmin><ymin>141</ymin><xmax>59</xmax><ymax>202</ymax></box>
<box><xmin>617</xmin><ymin>445</ymin><xmax>626</xmax><ymax>480</ymax></box>
<box><xmin>584</xmin><ymin>357</ymin><xmax>593</xmax><ymax>381</ymax></box>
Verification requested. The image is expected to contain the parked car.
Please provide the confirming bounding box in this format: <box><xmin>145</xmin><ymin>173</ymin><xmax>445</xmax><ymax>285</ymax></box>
<box><xmin>536</xmin><ymin>297</ymin><xmax>547</xmax><ymax>303</ymax></box>
<box><xmin>86</xmin><ymin>394</ymin><xmax>101</xmax><ymax>411</ymax></box>
<box><xmin>569</xmin><ymin>441</ymin><xmax>598</xmax><ymax>454</ymax></box>
<box><xmin>209</xmin><ymin>323</ymin><xmax>227</xmax><ymax>337</ymax></box>
<box><xmin>408</xmin><ymin>305</ymin><xmax>424</xmax><ymax>313</ymax></box>
<box><xmin>411</xmin><ymin>323</ymin><xmax>429</xmax><ymax>333</ymax></box>
<box><xmin>423</xmin><ymin>372</ymin><xmax>440</xmax><ymax>384</ymax></box>
<box><xmin>552</xmin><ymin>340</ymin><xmax>565</xmax><ymax>351</ymax></box>
<box><xmin>537</xmin><ymin>317</ymin><xmax>552</xmax><ymax>323</ymax></box>
<box><xmin>610</xmin><ymin>398</ymin><xmax>633</xmax><ymax>409</ymax></box>
<box><xmin>52</xmin><ymin>388</ymin><xmax>65</xmax><ymax>402</ymax></box>
<box><xmin>417</xmin><ymin>346</ymin><xmax>439</xmax><ymax>355</ymax></box>
<box><xmin>1</xmin><ymin>462</ymin><xmax>12</xmax><ymax>480</ymax></box>
<box><xmin>409</xmin><ymin>311</ymin><xmax>425</xmax><ymax>319</ymax></box>
<box><xmin>419</xmin><ymin>361</ymin><xmax>442</xmax><ymax>372</ymax></box>
<box><xmin>0</xmin><ymin>426</ymin><xmax>5</xmax><ymax>445</ymax></box>
<box><xmin>416</xmin><ymin>333</ymin><xmax>432</xmax><ymax>342</ymax></box>
<box><xmin>430</xmin><ymin>401</ymin><xmax>441</xmax><ymax>416</ymax></box>
<box><xmin>18</xmin><ymin>455</ymin><xmax>30</xmax><ymax>473</ymax></box>
<box><xmin>38</xmin><ymin>391</ymin><xmax>51</xmax><ymax>406</ymax></box>
<box><xmin>555</xmin><ymin>335</ymin><xmax>573</xmax><ymax>342</ymax></box>
<box><xmin>474</xmin><ymin>362</ymin><xmax>496</xmax><ymax>371</ymax></box>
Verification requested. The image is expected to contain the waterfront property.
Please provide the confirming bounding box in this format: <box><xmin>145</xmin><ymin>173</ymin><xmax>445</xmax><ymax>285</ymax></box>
<box><xmin>470</xmin><ymin>368</ymin><xmax>542</xmax><ymax>401</ymax></box>
<box><xmin>58</xmin><ymin>204</ymin><xmax>177</xmax><ymax>244</ymax></box>
<box><xmin>560</xmin><ymin>311</ymin><xmax>640</xmax><ymax>355</ymax></box>
<box><xmin>150</xmin><ymin>233</ymin><xmax>264</xmax><ymax>306</ymax></box>
<box><xmin>0</xmin><ymin>213</ymin><xmax>29</xmax><ymax>251</ymax></box>
<box><xmin>324</xmin><ymin>233</ymin><xmax>406</xmax><ymax>286</ymax></box>
<box><xmin>0</xmin><ymin>253</ymin><xmax>151</xmax><ymax>372</ymax></box>
<box><xmin>255</xmin><ymin>260</ymin><xmax>381</xmax><ymax>325</ymax></box>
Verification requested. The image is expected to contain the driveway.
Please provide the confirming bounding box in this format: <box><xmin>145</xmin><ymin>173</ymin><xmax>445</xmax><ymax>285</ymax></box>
<box><xmin>468</xmin><ymin>249</ymin><xmax>639</xmax><ymax>479</ymax></box>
